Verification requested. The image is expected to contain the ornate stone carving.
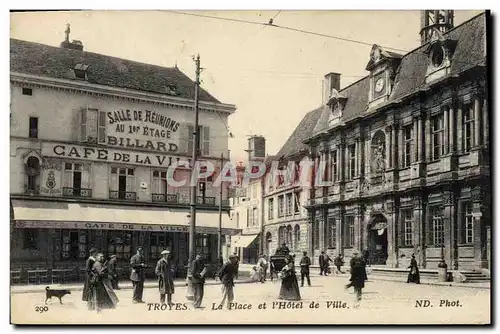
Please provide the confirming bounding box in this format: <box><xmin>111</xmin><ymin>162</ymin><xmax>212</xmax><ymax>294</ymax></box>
<box><xmin>413</xmin><ymin>197</ymin><xmax>423</xmax><ymax>209</ymax></box>
<box><xmin>443</xmin><ymin>191</ymin><xmax>453</xmax><ymax>206</ymax></box>
<box><xmin>471</xmin><ymin>187</ymin><xmax>482</xmax><ymax>203</ymax></box>
<box><xmin>42</xmin><ymin>158</ymin><xmax>62</xmax><ymax>171</ymax></box>
<box><xmin>370</xmin><ymin>130</ymin><xmax>386</xmax><ymax>175</ymax></box>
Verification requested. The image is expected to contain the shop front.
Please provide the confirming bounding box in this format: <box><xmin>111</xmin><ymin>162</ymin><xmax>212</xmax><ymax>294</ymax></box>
<box><xmin>11</xmin><ymin>199</ymin><xmax>239</xmax><ymax>280</ymax></box>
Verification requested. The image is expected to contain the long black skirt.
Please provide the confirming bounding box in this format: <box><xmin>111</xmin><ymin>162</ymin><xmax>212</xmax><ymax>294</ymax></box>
<box><xmin>279</xmin><ymin>274</ymin><xmax>301</xmax><ymax>301</ymax></box>
<box><xmin>88</xmin><ymin>279</ymin><xmax>119</xmax><ymax>310</ymax></box>
<box><xmin>407</xmin><ymin>269</ymin><xmax>420</xmax><ymax>284</ymax></box>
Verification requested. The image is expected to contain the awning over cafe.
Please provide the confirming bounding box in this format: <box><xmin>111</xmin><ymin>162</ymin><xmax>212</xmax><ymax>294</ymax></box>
<box><xmin>232</xmin><ymin>234</ymin><xmax>259</xmax><ymax>248</ymax></box>
<box><xmin>11</xmin><ymin>199</ymin><xmax>240</xmax><ymax>235</ymax></box>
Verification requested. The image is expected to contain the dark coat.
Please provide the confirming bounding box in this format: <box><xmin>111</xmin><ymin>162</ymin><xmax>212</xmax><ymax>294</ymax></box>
<box><xmin>130</xmin><ymin>254</ymin><xmax>146</xmax><ymax>282</ymax></box>
<box><xmin>349</xmin><ymin>258</ymin><xmax>367</xmax><ymax>289</ymax></box>
<box><xmin>82</xmin><ymin>256</ymin><xmax>95</xmax><ymax>301</ymax></box>
<box><xmin>299</xmin><ymin>256</ymin><xmax>311</xmax><ymax>274</ymax></box>
<box><xmin>190</xmin><ymin>258</ymin><xmax>206</xmax><ymax>284</ymax></box>
<box><xmin>218</xmin><ymin>261</ymin><xmax>237</xmax><ymax>286</ymax></box>
<box><xmin>107</xmin><ymin>257</ymin><xmax>117</xmax><ymax>274</ymax></box>
<box><xmin>334</xmin><ymin>256</ymin><xmax>344</xmax><ymax>267</ymax></box>
<box><xmin>155</xmin><ymin>258</ymin><xmax>175</xmax><ymax>294</ymax></box>
<box><xmin>88</xmin><ymin>260</ymin><xmax>119</xmax><ymax>310</ymax></box>
<box><xmin>319</xmin><ymin>254</ymin><xmax>325</xmax><ymax>266</ymax></box>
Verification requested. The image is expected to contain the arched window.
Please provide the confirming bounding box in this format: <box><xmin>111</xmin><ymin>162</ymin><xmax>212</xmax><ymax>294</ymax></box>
<box><xmin>293</xmin><ymin>225</ymin><xmax>301</xmax><ymax>251</ymax></box>
<box><xmin>25</xmin><ymin>156</ymin><xmax>40</xmax><ymax>194</ymax></box>
<box><xmin>286</xmin><ymin>225</ymin><xmax>293</xmax><ymax>248</ymax></box>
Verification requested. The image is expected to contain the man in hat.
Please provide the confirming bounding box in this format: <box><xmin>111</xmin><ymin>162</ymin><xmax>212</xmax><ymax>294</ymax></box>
<box><xmin>107</xmin><ymin>254</ymin><xmax>119</xmax><ymax>290</ymax></box>
<box><xmin>82</xmin><ymin>247</ymin><xmax>98</xmax><ymax>302</ymax></box>
<box><xmin>155</xmin><ymin>250</ymin><xmax>175</xmax><ymax>305</ymax></box>
<box><xmin>130</xmin><ymin>247</ymin><xmax>147</xmax><ymax>303</ymax></box>
<box><xmin>299</xmin><ymin>251</ymin><xmax>311</xmax><ymax>287</ymax></box>
<box><xmin>217</xmin><ymin>254</ymin><xmax>238</xmax><ymax>308</ymax></box>
<box><xmin>189</xmin><ymin>253</ymin><xmax>206</xmax><ymax>308</ymax></box>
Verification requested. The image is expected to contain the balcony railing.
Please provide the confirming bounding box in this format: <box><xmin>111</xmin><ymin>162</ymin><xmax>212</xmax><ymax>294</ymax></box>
<box><xmin>109</xmin><ymin>190</ymin><xmax>137</xmax><ymax>201</ymax></box>
<box><xmin>63</xmin><ymin>187</ymin><xmax>92</xmax><ymax>198</ymax></box>
<box><xmin>196</xmin><ymin>196</ymin><xmax>216</xmax><ymax>206</ymax></box>
<box><xmin>152</xmin><ymin>193</ymin><xmax>179</xmax><ymax>204</ymax></box>
<box><xmin>221</xmin><ymin>199</ymin><xmax>230</xmax><ymax>207</ymax></box>
<box><xmin>24</xmin><ymin>185</ymin><xmax>40</xmax><ymax>196</ymax></box>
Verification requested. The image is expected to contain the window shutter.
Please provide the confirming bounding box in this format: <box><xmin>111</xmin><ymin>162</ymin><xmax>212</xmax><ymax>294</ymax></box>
<box><xmin>202</xmin><ymin>126</ymin><xmax>210</xmax><ymax>156</ymax></box>
<box><xmin>98</xmin><ymin>111</ymin><xmax>107</xmax><ymax>143</ymax></box>
<box><xmin>87</xmin><ymin>109</ymin><xmax>98</xmax><ymax>143</ymax></box>
<box><xmin>110</xmin><ymin>172</ymin><xmax>118</xmax><ymax>191</ymax></box>
<box><xmin>63</xmin><ymin>170</ymin><xmax>73</xmax><ymax>188</ymax></box>
<box><xmin>126</xmin><ymin>174</ymin><xmax>135</xmax><ymax>192</ymax></box>
<box><xmin>79</xmin><ymin>108</ymin><xmax>87</xmax><ymax>142</ymax></box>
<box><xmin>82</xmin><ymin>164</ymin><xmax>90</xmax><ymax>188</ymax></box>
<box><xmin>152</xmin><ymin>175</ymin><xmax>159</xmax><ymax>194</ymax></box>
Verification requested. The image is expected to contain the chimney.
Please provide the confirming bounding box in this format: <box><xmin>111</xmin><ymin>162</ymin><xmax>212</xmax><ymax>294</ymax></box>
<box><xmin>323</xmin><ymin>72</ymin><xmax>341</xmax><ymax>104</ymax></box>
<box><xmin>60</xmin><ymin>24</ymin><xmax>84</xmax><ymax>51</ymax></box>
<box><xmin>246</xmin><ymin>136</ymin><xmax>266</xmax><ymax>162</ymax></box>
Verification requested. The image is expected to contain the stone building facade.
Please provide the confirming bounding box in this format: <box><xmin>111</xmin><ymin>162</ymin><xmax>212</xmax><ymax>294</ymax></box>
<box><xmin>10</xmin><ymin>36</ymin><xmax>238</xmax><ymax>277</ymax></box>
<box><xmin>304</xmin><ymin>11</ymin><xmax>489</xmax><ymax>270</ymax></box>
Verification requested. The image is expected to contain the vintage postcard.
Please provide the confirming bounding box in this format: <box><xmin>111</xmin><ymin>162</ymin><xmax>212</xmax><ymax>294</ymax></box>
<box><xmin>9</xmin><ymin>9</ymin><xmax>491</xmax><ymax>325</ymax></box>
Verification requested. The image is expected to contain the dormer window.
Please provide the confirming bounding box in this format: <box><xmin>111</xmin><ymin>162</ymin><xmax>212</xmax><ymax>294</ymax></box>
<box><xmin>431</xmin><ymin>44</ymin><xmax>445</xmax><ymax>67</ymax></box>
<box><xmin>327</xmin><ymin>89</ymin><xmax>346</xmax><ymax>125</ymax></box>
<box><xmin>165</xmin><ymin>84</ymin><xmax>178</xmax><ymax>96</ymax></box>
<box><xmin>424</xmin><ymin>31</ymin><xmax>457</xmax><ymax>83</ymax></box>
<box><xmin>74</xmin><ymin>64</ymin><xmax>89</xmax><ymax>80</ymax></box>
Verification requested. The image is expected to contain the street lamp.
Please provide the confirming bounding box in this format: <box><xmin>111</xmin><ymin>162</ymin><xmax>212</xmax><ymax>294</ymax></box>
<box><xmin>185</xmin><ymin>213</ymin><xmax>194</xmax><ymax>300</ymax></box>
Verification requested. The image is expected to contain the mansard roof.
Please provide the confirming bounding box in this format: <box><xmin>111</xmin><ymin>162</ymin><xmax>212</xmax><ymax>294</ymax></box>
<box><xmin>10</xmin><ymin>38</ymin><xmax>220</xmax><ymax>103</ymax></box>
<box><xmin>310</xmin><ymin>11</ymin><xmax>487</xmax><ymax>138</ymax></box>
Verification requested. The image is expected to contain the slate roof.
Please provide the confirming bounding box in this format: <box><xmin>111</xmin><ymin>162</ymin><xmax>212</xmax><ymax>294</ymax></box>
<box><xmin>311</xmin><ymin>12</ymin><xmax>487</xmax><ymax>137</ymax></box>
<box><xmin>275</xmin><ymin>106</ymin><xmax>323</xmax><ymax>160</ymax></box>
<box><xmin>10</xmin><ymin>38</ymin><xmax>220</xmax><ymax>103</ymax></box>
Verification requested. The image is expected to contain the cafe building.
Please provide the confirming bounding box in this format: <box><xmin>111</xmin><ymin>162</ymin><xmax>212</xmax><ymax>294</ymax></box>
<box><xmin>10</xmin><ymin>32</ymin><xmax>238</xmax><ymax>280</ymax></box>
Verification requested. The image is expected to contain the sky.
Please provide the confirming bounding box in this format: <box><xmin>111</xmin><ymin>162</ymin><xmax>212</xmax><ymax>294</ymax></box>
<box><xmin>10</xmin><ymin>10</ymin><xmax>484</xmax><ymax>163</ymax></box>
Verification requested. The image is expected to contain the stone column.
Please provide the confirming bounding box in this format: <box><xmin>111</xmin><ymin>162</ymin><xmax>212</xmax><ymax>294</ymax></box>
<box><xmin>385</xmin><ymin>126</ymin><xmax>391</xmax><ymax>169</ymax></box>
<box><xmin>457</xmin><ymin>106</ymin><xmax>463</xmax><ymax>153</ymax></box>
<box><xmin>472</xmin><ymin>187</ymin><xmax>486</xmax><ymax>268</ymax></box>
<box><xmin>388</xmin><ymin>200</ymin><xmax>399</xmax><ymax>268</ymax></box>
<box><xmin>444</xmin><ymin>107</ymin><xmax>449</xmax><ymax>154</ymax></box>
<box><xmin>354</xmin><ymin>207</ymin><xmax>361</xmax><ymax>251</ymax></box>
<box><xmin>355</xmin><ymin>139</ymin><xmax>360</xmax><ymax>177</ymax></box>
<box><xmin>398</xmin><ymin>125</ymin><xmax>404</xmax><ymax>169</ymax></box>
<box><xmin>419</xmin><ymin>116</ymin><xmax>424</xmax><ymax>161</ymax></box>
<box><xmin>319</xmin><ymin>210</ymin><xmax>325</xmax><ymax>252</ymax></box>
<box><xmin>392</xmin><ymin>125</ymin><xmax>397</xmax><ymax>169</ymax></box>
<box><xmin>425</xmin><ymin>114</ymin><xmax>431</xmax><ymax>161</ymax></box>
<box><xmin>443</xmin><ymin>189</ymin><xmax>457</xmax><ymax>269</ymax></box>
<box><xmin>413</xmin><ymin>197</ymin><xmax>424</xmax><ymax>267</ymax></box>
<box><xmin>413</xmin><ymin>118</ymin><xmax>418</xmax><ymax>162</ymax></box>
<box><xmin>449</xmin><ymin>105</ymin><xmax>455</xmax><ymax>153</ymax></box>
<box><xmin>483</xmin><ymin>98</ymin><xmax>489</xmax><ymax>146</ymax></box>
<box><xmin>385</xmin><ymin>205</ymin><xmax>395</xmax><ymax>268</ymax></box>
<box><xmin>474</xmin><ymin>98</ymin><xmax>481</xmax><ymax>147</ymax></box>
<box><xmin>335</xmin><ymin>214</ymin><xmax>342</xmax><ymax>255</ymax></box>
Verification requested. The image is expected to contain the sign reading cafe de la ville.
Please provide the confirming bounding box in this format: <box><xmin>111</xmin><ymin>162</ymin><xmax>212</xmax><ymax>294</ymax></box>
<box><xmin>105</xmin><ymin>109</ymin><xmax>181</xmax><ymax>153</ymax></box>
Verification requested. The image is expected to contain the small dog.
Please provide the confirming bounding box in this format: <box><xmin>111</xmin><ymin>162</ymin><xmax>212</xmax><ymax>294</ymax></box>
<box><xmin>45</xmin><ymin>286</ymin><xmax>71</xmax><ymax>304</ymax></box>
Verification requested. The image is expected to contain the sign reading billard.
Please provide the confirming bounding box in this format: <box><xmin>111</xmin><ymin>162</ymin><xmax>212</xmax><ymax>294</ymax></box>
<box><xmin>105</xmin><ymin>109</ymin><xmax>181</xmax><ymax>153</ymax></box>
<box><xmin>41</xmin><ymin>142</ymin><xmax>189</xmax><ymax>168</ymax></box>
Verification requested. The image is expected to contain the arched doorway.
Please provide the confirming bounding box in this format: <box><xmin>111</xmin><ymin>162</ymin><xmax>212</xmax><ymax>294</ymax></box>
<box><xmin>367</xmin><ymin>213</ymin><xmax>388</xmax><ymax>265</ymax></box>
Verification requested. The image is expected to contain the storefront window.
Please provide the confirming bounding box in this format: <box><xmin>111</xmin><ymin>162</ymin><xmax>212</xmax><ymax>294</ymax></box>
<box><xmin>61</xmin><ymin>230</ymin><xmax>88</xmax><ymax>260</ymax></box>
<box><xmin>196</xmin><ymin>234</ymin><xmax>210</xmax><ymax>261</ymax></box>
<box><xmin>22</xmin><ymin>228</ymin><xmax>38</xmax><ymax>250</ymax></box>
<box><xmin>107</xmin><ymin>231</ymin><xmax>132</xmax><ymax>260</ymax></box>
<box><xmin>150</xmin><ymin>232</ymin><xmax>173</xmax><ymax>260</ymax></box>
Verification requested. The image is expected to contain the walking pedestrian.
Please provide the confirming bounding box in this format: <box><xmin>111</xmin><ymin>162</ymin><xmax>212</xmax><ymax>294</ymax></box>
<box><xmin>333</xmin><ymin>254</ymin><xmax>344</xmax><ymax>274</ymax></box>
<box><xmin>233</xmin><ymin>253</ymin><xmax>240</xmax><ymax>279</ymax></box>
<box><xmin>155</xmin><ymin>250</ymin><xmax>175</xmax><ymax>305</ymax></box>
<box><xmin>107</xmin><ymin>254</ymin><xmax>119</xmax><ymax>290</ymax></box>
<box><xmin>257</xmin><ymin>254</ymin><xmax>269</xmax><ymax>281</ymax></box>
<box><xmin>130</xmin><ymin>246</ymin><xmax>147</xmax><ymax>304</ymax></box>
<box><xmin>190</xmin><ymin>254</ymin><xmax>206</xmax><ymax>309</ymax></box>
<box><xmin>278</xmin><ymin>255</ymin><xmax>301</xmax><ymax>301</ymax></box>
<box><xmin>323</xmin><ymin>253</ymin><xmax>333</xmax><ymax>275</ymax></box>
<box><xmin>345</xmin><ymin>251</ymin><xmax>367</xmax><ymax>308</ymax></box>
<box><xmin>407</xmin><ymin>254</ymin><xmax>421</xmax><ymax>284</ymax></box>
<box><xmin>318</xmin><ymin>251</ymin><xmax>325</xmax><ymax>275</ymax></box>
<box><xmin>299</xmin><ymin>251</ymin><xmax>311</xmax><ymax>287</ymax></box>
<box><xmin>88</xmin><ymin>253</ymin><xmax>119</xmax><ymax>312</ymax></box>
<box><xmin>362</xmin><ymin>249</ymin><xmax>370</xmax><ymax>267</ymax></box>
<box><xmin>218</xmin><ymin>254</ymin><xmax>238</xmax><ymax>308</ymax></box>
<box><xmin>82</xmin><ymin>247</ymin><xmax>98</xmax><ymax>303</ymax></box>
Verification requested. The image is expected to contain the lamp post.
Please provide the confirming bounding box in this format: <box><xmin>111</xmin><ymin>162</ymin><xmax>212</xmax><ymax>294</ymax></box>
<box><xmin>186</xmin><ymin>54</ymin><xmax>201</xmax><ymax>301</ymax></box>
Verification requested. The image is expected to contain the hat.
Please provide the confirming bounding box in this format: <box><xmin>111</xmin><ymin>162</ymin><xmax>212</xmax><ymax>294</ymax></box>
<box><xmin>110</xmin><ymin>254</ymin><xmax>117</xmax><ymax>258</ymax></box>
<box><xmin>89</xmin><ymin>247</ymin><xmax>98</xmax><ymax>254</ymax></box>
<box><xmin>137</xmin><ymin>246</ymin><xmax>144</xmax><ymax>251</ymax></box>
<box><xmin>161</xmin><ymin>250</ymin><xmax>170</xmax><ymax>255</ymax></box>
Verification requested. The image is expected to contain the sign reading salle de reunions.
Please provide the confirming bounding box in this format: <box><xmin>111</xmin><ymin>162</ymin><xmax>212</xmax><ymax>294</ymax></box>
<box><xmin>105</xmin><ymin>109</ymin><xmax>181</xmax><ymax>153</ymax></box>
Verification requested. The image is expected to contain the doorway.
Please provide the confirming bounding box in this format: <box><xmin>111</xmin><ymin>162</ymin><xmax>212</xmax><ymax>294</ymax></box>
<box><xmin>368</xmin><ymin>214</ymin><xmax>388</xmax><ymax>265</ymax></box>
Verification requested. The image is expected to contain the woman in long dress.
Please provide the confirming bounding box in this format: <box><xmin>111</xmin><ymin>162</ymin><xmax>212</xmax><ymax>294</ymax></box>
<box><xmin>278</xmin><ymin>255</ymin><xmax>301</xmax><ymax>301</ymax></box>
<box><xmin>407</xmin><ymin>254</ymin><xmax>420</xmax><ymax>284</ymax></box>
<box><xmin>82</xmin><ymin>247</ymin><xmax>97</xmax><ymax>302</ymax></box>
<box><xmin>155</xmin><ymin>250</ymin><xmax>175</xmax><ymax>306</ymax></box>
<box><xmin>88</xmin><ymin>253</ymin><xmax>119</xmax><ymax>312</ymax></box>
